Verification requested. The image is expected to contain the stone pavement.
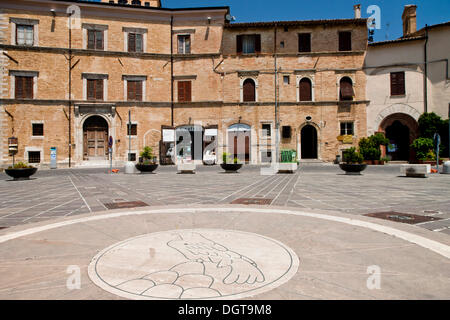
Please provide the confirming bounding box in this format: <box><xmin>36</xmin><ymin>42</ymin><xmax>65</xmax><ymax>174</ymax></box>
<box><xmin>1</xmin><ymin>164</ymin><xmax>449</xmax><ymax>234</ymax></box>
<box><xmin>0</xmin><ymin>206</ymin><xmax>449</xmax><ymax>300</ymax></box>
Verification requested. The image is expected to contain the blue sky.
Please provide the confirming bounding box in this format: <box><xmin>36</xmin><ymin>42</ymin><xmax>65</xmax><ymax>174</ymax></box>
<box><xmin>162</xmin><ymin>0</ymin><xmax>450</xmax><ymax>42</ymax></box>
<box><xmin>83</xmin><ymin>0</ymin><xmax>449</xmax><ymax>42</ymax></box>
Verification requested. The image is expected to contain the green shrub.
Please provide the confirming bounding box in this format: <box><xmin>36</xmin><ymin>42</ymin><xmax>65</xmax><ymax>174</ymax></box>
<box><xmin>222</xmin><ymin>152</ymin><xmax>241</xmax><ymax>164</ymax></box>
<box><xmin>8</xmin><ymin>162</ymin><xmax>33</xmax><ymax>169</ymax></box>
<box><xmin>418</xmin><ymin>112</ymin><xmax>445</xmax><ymax>139</ymax></box>
<box><xmin>358</xmin><ymin>133</ymin><xmax>389</xmax><ymax>161</ymax></box>
<box><xmin>140</xmin><ymin>146</ymin><xmax>154</xmax><ymax>160</ymax></box>
<box><xmin>343</xmin><ymin>147</ymin><xmax>364</xmax><ymax>164</ymax></box>
<box><xmin>411</xmin><ymin>138</ymin><xmax>435</xmax><ymax>161</ymax></box>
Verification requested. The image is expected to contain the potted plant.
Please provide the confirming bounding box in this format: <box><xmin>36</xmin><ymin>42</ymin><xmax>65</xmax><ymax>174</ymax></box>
<box><xmin>410</xmin><ymin>138</ymin><xmax>443</xmax><ymax>164</ymax></box>
<box><xmin>5</xmin><ymin>161</ymin><xmax>38</xmax><ymax>180</ymax></box>
<box><xmin>220</xmin><ymin>152</ymin><xmax>243</xmax><ymax>173</ymax></box>
<box><xmin>339</xmin><ymin>147</ymin><xmax>367</xmax><ymax>175</ymax></box>
<box><xmin>135</xmin><ymin>146</ymin><xmax>159</xmax><ymax>173</ymax></box>
<box><xmin>359</xmin><ymin>133</ymin><xmax>389</xmax><ymax>165</ymax></box>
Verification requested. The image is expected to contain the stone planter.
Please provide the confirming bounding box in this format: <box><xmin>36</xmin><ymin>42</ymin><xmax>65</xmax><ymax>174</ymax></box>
<box><xmin>5</xmin><ymin>167</ymin><xmax>38</xmax><ymax>180</ymax></box>
<box><xmin>220</xmin><ymin>163</ymin><xmax>243</xmax><ymax>173</ymax></box>
<box><xmin>277</xmin><ymin>163</ymin><xmax>298</xmax><ymax>174</ymax></box>
<box><xmin>135</xmin><ymin>163</ymin><xmax>159</xmax><ymax>173</ymax></box>
<box><xmin>401</xmin><ymin>164</ymin><xmax>431</xmax><ymax>178</ymax></box>
<box><xmin>177</xmin><ymin>163</ymin><xmax>196</xmax><ymax>174</ymax></box>
<box><xmin>339</xmin><ymin>163</ymin><xmax>367</xmax><ymax>175</ymax></box>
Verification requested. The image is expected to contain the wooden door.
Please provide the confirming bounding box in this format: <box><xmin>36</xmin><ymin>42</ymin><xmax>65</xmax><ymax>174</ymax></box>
<box><xmin>83</xmin><ymin>116</ymin><xmax>108</xmax><ymax>160</ymax></box>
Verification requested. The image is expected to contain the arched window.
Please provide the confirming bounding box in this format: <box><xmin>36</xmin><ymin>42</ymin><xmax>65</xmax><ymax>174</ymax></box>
<box><xmin>243</xmin><ymin>78</ymin><xmax>256</xmax><ymax>102</ymax></box>
<box><xmin>299</xmin><ymin>78</ymin><xmax>312</xmax><ymax>101</ymax></box>
<box><xmin>339</xmin><ymin>77</ymin><xmax>354</xmax><ymax>101</ymax></box>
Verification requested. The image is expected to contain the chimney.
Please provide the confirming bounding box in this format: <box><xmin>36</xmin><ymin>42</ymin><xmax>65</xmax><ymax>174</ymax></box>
<box><xmin>353</xmin><ymin>4</ymin><xmax>361</xmax><ymax>19</ymax></box>
<box><xmin>402</xmin><ymin>5</ymin><xmax>417</xmax><ymax>37</ymax></box>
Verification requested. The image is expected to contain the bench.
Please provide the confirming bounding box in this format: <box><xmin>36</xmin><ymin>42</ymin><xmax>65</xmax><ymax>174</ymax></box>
<box><xmin>178</xmin><ymin>163</ymin><xmax>196</xmax><ymax>174</ymax></box>
<box><xmin>400</xmin><ymin>164</ymin><xmax>431</xmax><ymax>178</ymax></box>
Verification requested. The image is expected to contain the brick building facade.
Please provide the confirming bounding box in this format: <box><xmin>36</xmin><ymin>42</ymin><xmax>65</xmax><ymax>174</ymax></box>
<box><xmin>0</xmin><ymin>0</ymin><xmax>368</xmax><ymax>168</ymax></box>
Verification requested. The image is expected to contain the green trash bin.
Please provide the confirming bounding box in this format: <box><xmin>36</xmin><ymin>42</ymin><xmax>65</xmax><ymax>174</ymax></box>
<box><xmin>281</xmin><ymin>149</ymin><xmax>296</xmax><ymax>163</ymax></box>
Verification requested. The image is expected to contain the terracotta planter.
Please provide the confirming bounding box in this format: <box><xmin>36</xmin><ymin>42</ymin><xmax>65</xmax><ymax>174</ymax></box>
<box><xmin>220</xmin><ymin>163</ymin><xmax>243</xmax><ymax>173</ymax></box>
<box><xmin>5</xmin><ymin>167</ymin><xmax>38</xmax><ymax>180</ymax></box>
<box><xmin>135</xmin><ymin>163</ymin><xmax>159</xmax><ymax>173</ymax></box>
<box><xmin>339</xmin><ymin>163</ymin><xmax>367</xmax><ymax>175</ymax></box>
<box><xmin>416</xmin><ymin>160</ymin><xmax>444</xmax><ymax>165</ymax></box>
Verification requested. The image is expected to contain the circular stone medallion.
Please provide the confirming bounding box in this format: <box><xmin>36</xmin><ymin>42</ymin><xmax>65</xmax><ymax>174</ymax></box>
<box><xmin>88</xmin><ymin>229</ymin><xmax>299</xmax><ymax>300</ymax></box>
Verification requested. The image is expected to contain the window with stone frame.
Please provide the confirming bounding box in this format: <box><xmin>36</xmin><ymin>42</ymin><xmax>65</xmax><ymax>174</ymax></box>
<box><xmin>339</xmin><ymin>77</ymin><xmax>354</xmax><ymax>101</ymax></box>
<box><xmin>28</xmin><ymin>151</ymin><xmax>41</xmax><ymax>163</ymax></box>
<box><xmin>340</xmin><ymin>122</ymin><xmax>354</xmax><ymax>136</ymax></box>
<box><xmin>87</xmin><ymin>29</ymin><xmax>104</xmax><ymax>50</ymax></box>
<box><xmin>127</xmin><ymin>80</ymin><xmax>143</xmax><ymax>101</ymax></box>
<box><xmin>16</xmin><ymin>24</ymin><xmax>34</xmax><ymax>46</ymax></box>
<box><xmin>87</xmin><ymin>79</ymin><xmax>104</xmax><ymax>100</ymax></box>
<box><xmin>32</xmin><ymin>123</ymin><xmax>44</xmax><ymax>136</ymax></box>
<box><xmin>243</xmin><ymin>78</ymin><xmax>256</xmax><ymax>102</ymax></box>
<box><xmin>178</xmin><ymin>35</ymin><xmax>191</xmax><ymax>54</ymax></box>
<box><xmin>127</xmin><ymin>123</ymin><xmax>137</xmax><ymax>136</ymax></box>
<box><xmin>262</xmin><ymin>123</ymin><xmax>271</xmax><ymax>137</ymax></box>
<box><xmin>128</xmin><ymin>33</ymin><xmax>143</xmax><ymax>53</ymax></box>
<box><xmin>299</xmin><ymin>78</ymin><xmax>312</xmax><ymax>101</ymax></box>
<box><xmin>15</xmin><ymin>76</ymin><xmax>33</xmax><ymax>99</ymax></box>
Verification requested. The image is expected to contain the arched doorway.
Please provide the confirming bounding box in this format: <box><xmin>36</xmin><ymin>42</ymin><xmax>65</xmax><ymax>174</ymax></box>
<box><xmin>83</xmin><ymin>116</ymin><xmax>109</xmax><ymax>160</ymax></box>
<box><xmin>228</xmin><ymin>123</ymin><xmax>251</xmax><ymax>163</ymax></box>
<box><xmin>379</xmin><ymin>113</ymin><xmax>419</xmax><ymax>161</ymax></box>
<box><xmin>301</xmin><ymin>125</ymin><xmax>318</xmax><ymax>159</ymax></box>
<box><xmin>175</xmin><ymin>125</ymin><xmax>204</xmax><ymax>161</ymax></box>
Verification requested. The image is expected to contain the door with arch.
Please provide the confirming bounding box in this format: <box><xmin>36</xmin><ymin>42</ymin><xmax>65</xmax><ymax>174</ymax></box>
<box><xmin>228</xmin><ymin>123</ymin><xmax>251</xmax><ymax>163</ymax></box>
<box><xmin>83</xmin><ymin>116</ymin><xmax>109</xmax><ymax>160</ymax></box>
<box><xmin>301</xmin><ymin>125</ymin><xmax>318</xmax><ymax>159</ymax></box>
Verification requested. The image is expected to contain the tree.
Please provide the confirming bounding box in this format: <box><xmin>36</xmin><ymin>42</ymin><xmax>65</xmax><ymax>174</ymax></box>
<box><xmin>418</xmin><ymin>112</ymin><xmax>444</xmax><ymax>139</ymax></box>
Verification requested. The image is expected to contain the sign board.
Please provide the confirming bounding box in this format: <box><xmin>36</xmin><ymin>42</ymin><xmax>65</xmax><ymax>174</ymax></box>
<box><xmin>8</xmin><ymin>137</ymin><xmax>18</xmax><ymax>155</ymax></box>
<box><xmin>50</xmin><ymin>147</ymin><xmax>57</xmax><ymax>169</ymax></box>
<box><xmin>205</xmin><ymin>129</ymin><xmax>218</xmax><ymax>137</ymax></box>
<box><xmin>163</xmin><ymin>129</ymin><xmax>175</xmax><ymax>142</ymax></box>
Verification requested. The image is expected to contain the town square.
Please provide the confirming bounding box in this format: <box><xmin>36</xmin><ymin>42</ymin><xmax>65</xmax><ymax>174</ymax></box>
<box><xmin>0</xmin><ymin>0</ymin><xmax>449</xmax><ymax>304</ymax></box>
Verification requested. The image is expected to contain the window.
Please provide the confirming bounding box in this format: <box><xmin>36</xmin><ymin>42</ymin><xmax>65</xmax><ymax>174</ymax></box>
<box><xmin>178</xmin><ymin>35</ymin><xmax>191</xmax><ymax>54</ymax></box>
<box><xmin>127</xmin><ymin>80</ymin><xmax>143</xmax><ymax>101</ymax></box>
<box><xmin>32</xmin><ymin>123</ymin><xmax>43</xmax><ymax>136</ymax></box>
<box><xmin>339</xmin><ymin>31</ymin><xmax>352</xmax><ymax>51</ymax></box>
<box><xmin>236</xmin><ymin>34</ymin><xmax>261</xmax><ymax>54</ymax></box>
<box><xmin>280</xmin><ymin>41</ymin><xmax>285</xmax><ymax>48</ymax></box>
<box><xmin>339</xmin><ymin>77</ymin><xmax>354</xmax><ymax>101</ymax></box>
<box><xmin>390</xmin><ymin>72</ymin><xmax>406</xmax><ymax>96</ymax></box>
<box><xmin>87</xmin><ymin>79</ymin><xmax>103</xmax><ymax>100</ymax></box>
<box><xmin>128</xmin><ymin>153</ymin><xmax>136</xmax><ymax>162</ymax></box>
<box><xmin>127</xmin><ymin>123</ymin><xmax>137</xmax><ymax>136</ymax></box>
<box><xmin>243</xmin><ymin>78</ymin><xmax>256</xmax><ymax>102</ymax></box>
<box><xmin>340</xmin><ymin>122</ymin><xmax>354</xmax><ymax>136</ymax></box>
<box><xmin>16</xmin><ymin>24</ymin><xmax>34</xmax><ymax>46</ymax></box>
<box><xmin>15</xmin><ymin>76</ymin><xmax>33</xmax><ymax>99</ymax></box>
<box><xmin>261</xmin><ymin>151</ymin><xmax>272</xmax><ymax>163</ymax></box>
<box><xmin>282</xmin><ymin>126</ymin><xmax>292</xmax><ymax>139</ymax></box>
<box><xmin>128</xmin><ymin>33</ymin><xmax>143</xmax><ymax>52</ymax></box>
<box><xmin>283</xmin><ymin>75</ymin><xmax>290</xmax><ymax>85</ymax></box>
<box><xmin>178</xmin><ymin>81</ymin><xmax>192</xmax><ymax>102</ymax></box>
<box><xmin>298</xmin><ymin>33</ymin><xmax>311</xmax><ymax>53</ymax></box>
<box><xmin>28</xmin><ymin>151</ymin><xmax>40</xmax><ymax>164</ymax></box>
<box><xmin>299</xmin><ymin>78</ymin><xmax>312</xmax><ymax>101</ymax></box>
<box><xmin>262</xmin><ymin>124</ymin><xmax>271</xmax><ymax>137</ymax></box>
<box><xmin>87</xmin><ymin>30</ymin><xmax>104</xmax><ymax>50</ymax></box>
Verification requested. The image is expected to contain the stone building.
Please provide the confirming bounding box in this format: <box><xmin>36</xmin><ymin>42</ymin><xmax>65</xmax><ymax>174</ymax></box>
<box><xmin>0</xmin><ymin>0</ymin><xmax>368</xmax><ymax>168</ymax></box>
<box><xmin>365</xmin><ymin>5</ymin><xmax>450</xmax><ymax>161</ymax></box>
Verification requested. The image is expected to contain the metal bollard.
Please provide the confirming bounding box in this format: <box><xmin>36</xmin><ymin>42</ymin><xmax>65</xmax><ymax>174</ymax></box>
<box><xmin>443</xmin><ymin>161</ymin><xmax>450</xmax><ymax>174</ymax></box>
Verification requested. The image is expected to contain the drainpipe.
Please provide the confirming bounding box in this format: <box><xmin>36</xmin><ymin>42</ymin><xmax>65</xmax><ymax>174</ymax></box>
<box><xmin>67</xmin><ymin>10</ymin><xmax>75</xmax><ymax>168</ymax></box>
<box><xmin>274</xmin><ymin>23</ymin><xmax>279</xmax><ymax>163</ymax></box>
<box><xmin>170</xmin><ymin>16</ymin><xmax>174</xmax><ymax>127</ymax></box>
<box><xmin>423</xmin><ymin>24</ymin><xmax>428</xmax><ymax>113</ymax></box>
